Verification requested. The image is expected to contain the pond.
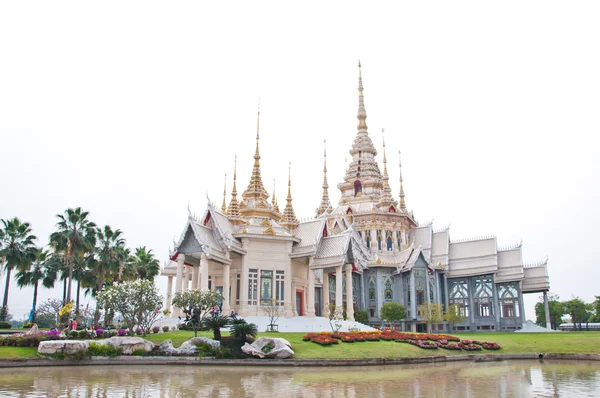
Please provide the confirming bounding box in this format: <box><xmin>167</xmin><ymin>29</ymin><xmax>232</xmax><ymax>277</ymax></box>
<box><xmin>0</xmin><ymin>360</ymin><xmax>599</xmax><ymax>397</ymax></box>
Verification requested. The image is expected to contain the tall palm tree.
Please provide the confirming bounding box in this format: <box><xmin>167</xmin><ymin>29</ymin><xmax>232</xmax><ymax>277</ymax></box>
<box><xmin>0</xmin><ymin>218</ymin><xmax>37</xmax><ymax>321</ymax></box>
<box><xmin>15</xmin><ymin>248</ymin><xmax>56</xmax><ymax>322</ymax></box>
<box><xmin>49</xmin><ymin>208</ymin><xmax>96</xmax><ymax>305</ymax></box>
<box><xmin>131</xmin><ymin>246</ymin><xmax>160</xmax><ymax>282</ymax></box>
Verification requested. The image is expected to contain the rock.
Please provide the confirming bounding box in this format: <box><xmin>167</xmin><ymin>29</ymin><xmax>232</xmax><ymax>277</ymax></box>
<box><xmin>188</xmin><ymin>337</ymin><xmax>221</xmax><ymax>349</ymax></box>
<box><xmin>159</xmin><ymin>339</ymin><xmax>177</xmax><ymax>354</ymax></box>
<box><xmin>96</xmin><ymin>336</ymin><xmax>154</xmax><ymax>355</ymax></box>
<box><xmin>241</xmin><ymin>337</ymin><xmax>294</xmax><ymax>359</ymax></box>
<box><xmin>38</xmin><ymin>340</ymin><xmax>90</xmax><ymax>355</ymax></box>
<box><xmin>159</xmin><ymin>337</ymin><xmax>220</xmax><ymax>355</ymax></box>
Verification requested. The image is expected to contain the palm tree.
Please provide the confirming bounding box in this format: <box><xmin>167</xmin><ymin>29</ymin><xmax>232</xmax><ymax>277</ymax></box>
<box><xmin>15</xmin><ymin>248</ymin><xmax>56</xmax><ymax>322</ymax></box>
<box><xmin>231</xmin><ymin>320</ymin><xmax>258</xmax><ymax>343</ymax></box>
<box><xmin>0</xmin><ymin>217</ymin><xmax>37</xmax><ymax>321</ymax></box>
<box><xmin>131</xmin><ymin>246</ymin><xmax>160</xmax><ymax>282</ymax></box>
<box><xmin>203</xmin><ymin>315</ymin><xmax>231</xmax><ymax>340</ymax></box>
<box><xmin>49</xmin><ymin>208</ymin><xmax>96</xmax><ymax>305</ymax></box>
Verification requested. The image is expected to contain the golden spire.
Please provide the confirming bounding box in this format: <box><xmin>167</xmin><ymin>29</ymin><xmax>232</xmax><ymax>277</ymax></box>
<box><xmin>378</xmin><ymin>129</ymin><xmax>396</xmax><ymax>209</ymax></box>
<box><xmin>316</xmin><ymin>139</ymin><xmax>333</xmax><ymax>217</ymax></box>
<box><xmin>357</xmin><ymin>60</ymin><xmax>368</xmax><ymax>134</ymax></box>
<box><xmin>272</xmin><ymin>179</ymin><xmax>280</xmax><ymax>213</ymax></box>
<box><xmin>227</xmin><ymin>155</ymin><xmax>244</xmax><ymax>224</ymax></box>
<box><xmin>242</xmin><ymin>103</ymin><xmax>270</xmax><ymax>202</ymax></box>
<box><xmin>221</xmin><ymin>173</ymin><xmax>227</xmax><ymax>213</ymax></box>
<box><xmin>281</xmin><ymin>161</ymin><xmax>299</xmax><ymax>230</ymax></box>
<box><xmin>399</xmin><ymin>150</ymin><xmax>407</xmax><ymax>212</ymax></box>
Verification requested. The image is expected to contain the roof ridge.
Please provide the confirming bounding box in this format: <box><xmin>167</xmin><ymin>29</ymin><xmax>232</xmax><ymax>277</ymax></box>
<box><xmin>450</xmin><ymin>234</ymin><xmax>496</xmax><ymax>243</ymax></box>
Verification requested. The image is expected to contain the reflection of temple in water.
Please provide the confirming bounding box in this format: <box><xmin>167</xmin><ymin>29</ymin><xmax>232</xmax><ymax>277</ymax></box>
<box><xmin>161</xmin><ymin>63</ymin><xmax>551</xmax><ymax>332</ymax></box>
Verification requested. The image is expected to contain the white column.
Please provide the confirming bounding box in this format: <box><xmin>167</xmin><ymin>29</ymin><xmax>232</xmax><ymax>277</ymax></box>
<box><xmin>543</xmin><ymin>291</ymin><xmax>551</xmax><ymax>330</ymax></box>
<box><xmin>371</xmin><ymin>230</ymin><xmax>377</xmax><ymax>250</ymax></box>
<box><xmin>239</xmin><ymin>241</ymin><xmax>249</xmax><ymax>316</ymax></box>
<box><xmin>284</xmin><ymin>243</ymin><xmax>293</xmax><ymax>316</ymax></box>
<box><xmin>345</xmin><ymin>263</ymin><xmax>354</xmax><ymax>321</ymax></box>
<box><xmin>307</xmin><ymin>266</ymin><xmax>316</xmax><ymax>318</ymax></box>
<box><xmin>322</xmin><ymin>271</ymin><xmax>330</xmax><ymax>313</ymax></box>
<box><xmin>200</xmin><ymin>252</ymin><xmax>209</xmax><ymax>291</ymax></box>
<box><xmin>222</xmin><ymin>263</ymin><xmax>231</xmax><ymax>313</ymax></box>
<box><xmin>335</xmin><ymin>265</ymin><xmax>343</xmax><ymax>310</ymax></box>
<box><xmin>174</xmin><ymin>254</ymin><xmax>185</xmax><ymax>318</ymax></box>
<box><xmin>166</xmin><ymin>276</ymin><xmax>173</xmax><ymax>317</ymax></box>
<box><xmin>182</xmin><ymin>266</ymin><xmax>189</xmax><ymax>293</ymax></box>
<box><xmin>191</xmin><ymin>266</ymin><xmax>199</xmax><ymax>290</ymax></box>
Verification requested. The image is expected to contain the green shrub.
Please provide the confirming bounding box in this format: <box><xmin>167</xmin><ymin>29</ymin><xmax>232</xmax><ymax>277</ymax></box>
<box><xmin>162</xmin><ymin>326</ymin><xmax>169</xmax><ymax>333</ymax></box>
<box><xmin>88</xmin><ymin>342</ymin><xmax>121</xmax><ymax>357</ymax></box>
<box><xmin>78</xmin><ymin>330</ymin><xmax>88</xmax><ymax>339</ymax></box>
<box><xmin>0</xmin><ymin>322</ymin><xmax>12</xmax><ymax>329</ymax></box>
<box><xmin>195</xmin><ymin>342</ymin><xmax>217</xmax><ymax>357</ymax></box>
<box><xmin>261</xmin><ymin>342</ymin><xmax>274</xmax><ymax>354</ymax></box>
<box><xmin>69</xmin><ymin>331</ymin><xmax>79</xmax><ymax>339</ymax></box>
<box><xmin>354</xmin><ymin>310</ymin><xmax>369</xmax><ymax>325</ymax></box>
<box><xmin>132</xmin><ymin>349</ymin><xmax>146</xmax><ymax>356</ymax></box>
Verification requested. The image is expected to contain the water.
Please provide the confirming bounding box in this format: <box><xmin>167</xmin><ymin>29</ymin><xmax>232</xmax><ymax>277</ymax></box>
<box><xmin>0</xmin><ymin>360</ymin><xmax>599</xmax><ymax>397</ymax></box>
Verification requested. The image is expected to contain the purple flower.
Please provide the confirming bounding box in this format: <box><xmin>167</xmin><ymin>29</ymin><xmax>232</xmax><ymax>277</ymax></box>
<box><xmin>117</xmin><ymin>329</ymin><xmax>127</xmax><ymax>336</ymax></box>
<box><xmin>95</xmin><ymin>328</ymin><xmax>103</xmax><ymax>337</ymax></box>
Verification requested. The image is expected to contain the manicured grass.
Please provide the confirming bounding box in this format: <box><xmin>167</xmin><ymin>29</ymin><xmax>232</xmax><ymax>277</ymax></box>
<box><xmin>2</xmin><ymin>330</ymin><xmax>600</xmax><ymax>360</ymax></box>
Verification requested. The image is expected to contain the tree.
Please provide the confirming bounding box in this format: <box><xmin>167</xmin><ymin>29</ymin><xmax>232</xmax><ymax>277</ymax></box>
<box><xmin>354</xmin><ymin>309</ymin><xmax>369</xmax><ymax>325</ymax></box>
<box><xmin>37</xmin><ymin>298</ymin><xmax>65</xmax><ymax>328</ymax></box>
<box><xmin>231</xmin><ymin>319</ymin><xmax>258</xmax><ymax>343</ymax></box>
<box><xmin>15</xmin><ymin>248</ymin><xmax>56</xmax><ymax>323</ymax></box>
<box><xmin>261</xmin><ymin>299</ymin><xmax>284</xmax><ymax>331</ymax></box>
<box><xmin>534</xmin><ymin>293</ymin><xmax>563</xmax><ymax>330</ymax></box>
<box><xmin>203</xmin><ymin>315</ymin><xmax>230</xmax><ymax>340</ymax></box>
<box><xmin>419</xmin><ymin>303</ymin><xmax>443</xmax><ymax>333</ymax></box>
<box><xmin>380</xmin><ymin>302</ymin><xmax>406</xmax><ymax>328</ymax></box>
<box><xmin>49</xmin><ymin>208</ymin><xmax>96</xmax><ymax>306</ymax></box>
<box><xmin>0</xmin><ymin>217</ymin><xmax>37</xmax><ymax>321</ymax></box>
<box><xmin>443</xmin><ymin>304</ymin><xmax>466</xmax><ymax>332</ymax></box>
<box><xmin>131</xmin><ymin>246</ymin><xmax>160</xmax><ymax>282</ymax></box>
<box><xmin>172</xmin><ymin>289</ymin><xmax>222</xmax><ymax>337</ymax></box>
<box><xmin>592</xmin><ymin>296</ymin><xmax>600</xmax><ymax>323</ymax></box>
<box><xmin>563</xmin><ymin>297</ymin><xmax>593</xmax><ymax>330</ymax></box>
<box><xmin>96</xmin><ymin>280</ymin><xmax>163</xmax><ymax>336</ymax></box>
<box><xmin>325</xmin><ymin>303</ymin><xmax>344</xmax><ymax>334</ymax></box>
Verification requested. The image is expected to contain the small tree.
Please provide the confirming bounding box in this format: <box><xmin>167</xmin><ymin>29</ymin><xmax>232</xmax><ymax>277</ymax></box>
<box><xmin>37</xmin><ymin>298</ymin><xmax>64</xmax><ymax>328</ymax></box>
<box><xmin>203</xmin><ymin>315</ymin><xmax>230</xmax><ymax>340</ymax></box>
<box><xmin>419</xmin><ymin>303</ymin><xmax>443</xmax><ymax>333</ymax></box>
<box><xmin>231</xmin><ymin>319</ymin><xmax>258</xmax><ymax>343</ymax></box>
<box><xmin>172</xmin><ymin>289</ymin><xmax>222</xmax><ymax>337</ymax></box>
<box><xmin>380</xmin><ymin>302</ymin><xmax>406</xmax><ymax>328</ymax></box>
<box><xmin>261</xmin><ymin>299</ymin><xmax>284</xmax><ymax>331</ymax></box>
<box><xmin>443</xmin><ymin>304</ymin><xmax>466</xmax><ymax>332</ymax></box>
<box><xmin>354</xmin><ymin>309</ymin><xmax>369</xmax><ymax>325</ymax></box>
<box><xmin>534</xmin><ymin>293</ymin><xmax>562</xmax><ymax>330</ymax></box>
<box><xmin>325</xmin><ymin>303</ymin><xmax>344</xmax><ymax>334</ymax></box>
<box><xmin>96</xmin><ymin>280</ymin><xmax>163</xmax><ymax>336</ymax></box>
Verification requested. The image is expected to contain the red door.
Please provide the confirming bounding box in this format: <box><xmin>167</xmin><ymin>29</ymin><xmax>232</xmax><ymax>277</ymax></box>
<box><xmin>296</xmin><ymin>290</ymin><xmax>304</xmax><ymax>316</ymax></box>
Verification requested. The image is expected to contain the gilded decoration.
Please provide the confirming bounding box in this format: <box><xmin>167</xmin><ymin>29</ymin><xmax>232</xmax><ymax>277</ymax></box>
<box><xmin>263</xmin><ymin>226</ymin><xmax>276</xmax><ymax>235</ymax></box>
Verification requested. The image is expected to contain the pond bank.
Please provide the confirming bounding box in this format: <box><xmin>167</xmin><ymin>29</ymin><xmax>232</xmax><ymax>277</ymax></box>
<box><xmin>1</xmin><ymin>352</ymin><xmax>600</xmax><ymax>368</ymax></box>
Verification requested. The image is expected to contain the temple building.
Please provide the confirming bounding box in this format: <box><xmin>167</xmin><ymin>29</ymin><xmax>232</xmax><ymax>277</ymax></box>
<box><xmin>161</xmin><ymin>64</ymin><xmax>551</xmax><ymax>332</ymax></box>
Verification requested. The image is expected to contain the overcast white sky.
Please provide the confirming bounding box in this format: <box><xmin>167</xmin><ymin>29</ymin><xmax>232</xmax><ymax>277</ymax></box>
<box><xmin>1</xmin><ymin>1</ymin><xmax>599</xmax><ymax>321</ymax></box>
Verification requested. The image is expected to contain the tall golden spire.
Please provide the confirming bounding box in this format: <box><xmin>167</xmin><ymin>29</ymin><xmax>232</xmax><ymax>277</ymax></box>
<box><xmin>227</xmin><ymin>156</ymin><xmax>244</xmax><ymax>224</ymax></box>
<box><xmin>378</xmin><ymin>129</ymin><xmax>396</xmax><ymax>209</ymax></box>
<box><xmin>280</xmin><ymin>162</ymin><xmax>299</xmax><ymax>230</ymax></box>
<box><xmin>398</xmin><ymin>150</ymin><xmax>407</xmax><ymax>212</ymax></box>
<box><xmin>316</xmin><ymin>139</ymin><xmax>333</xmax><ymax>217</ymax></box>
<box><xmin>221</xmin><ymin>173</ymin><xmax>227</xmax><ymax>213</ymax></box>
<box><xmin>357</xmin><ymin>60</ymin><xmax>368</xmax><ymax>134</ymax></box>
<box><xmin>242</xmin><ymin>104</ymin><xmax>269</xmax><ymax>202</ymax></box>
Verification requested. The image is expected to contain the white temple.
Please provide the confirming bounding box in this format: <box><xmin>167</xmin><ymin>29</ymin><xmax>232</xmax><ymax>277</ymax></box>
<box><xmin>161</xmin><ymin>64</ymin><xmax>551</xmax><ymax>332</ymax></box>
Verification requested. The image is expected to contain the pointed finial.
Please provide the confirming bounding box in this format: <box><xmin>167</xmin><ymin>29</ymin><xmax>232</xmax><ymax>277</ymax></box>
<box><xmin>316</xmin><ymin>139</ymin><xmax>333</xmax><ymax>217</ymax></box>
<box><xmin>281</xmin><ymin>160</ymin><xmax>298</xmax><ymax>229</ymax></box>
<box><xmin>221</xmin><ymin>173</ymin><xmax>227</xmax><ymax>213</ymax></box>
<box><xmin>398</xmin><ymin>150</ymin><xmax>407</xmax><ymax>212</ymax></box>
<box><xmin>357</xmin><ymin>61</ymin><xmax>368</xmax><ymax>133</ymax></box>
<box><xmin>287</xmin><ymin>161</ymin><xmax>292</xmax><ymax>199</ymax></box>
<box><xmin>382</xmin><ymin>128</ymin><xmax>388</xmax><ymax>169</ymax></box>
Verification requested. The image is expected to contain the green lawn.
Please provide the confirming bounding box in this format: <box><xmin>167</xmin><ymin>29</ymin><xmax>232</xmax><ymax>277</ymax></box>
<box><xmin>2</xmin><ymin>331</ymin><xmax>600</xmax><ymax>360</ymax></box>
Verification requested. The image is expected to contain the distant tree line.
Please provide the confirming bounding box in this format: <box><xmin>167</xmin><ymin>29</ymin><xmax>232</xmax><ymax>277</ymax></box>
<box><xmin>535</xmin><ymin>294</ymin><xmax>600</xmax><ymax>330</ymax></box>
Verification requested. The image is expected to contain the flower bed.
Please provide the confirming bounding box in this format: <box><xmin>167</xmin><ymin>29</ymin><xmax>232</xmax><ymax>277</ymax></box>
<box><xmin>303</xmin><ymin>330</ymin><xmax>500</xmax><ymax>351</ymax></box>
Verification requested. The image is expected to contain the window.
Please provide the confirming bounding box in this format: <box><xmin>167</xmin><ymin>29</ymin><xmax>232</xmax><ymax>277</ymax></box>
<box><xmin>366</xmin><ymin>230</ymin><xmax>371</xmax><ymax>249</ymax></box>
<box><xmin>377</xmin><ymin>230</ymin><xmax>382</xmax><ymax>250</ymax></box>
<box><xmin>236</xmin><ymin>274</ymin><xmax>240</xmax><ymax>305</ymax></box>
<box><xmin>416</xmin><ymin>290</ymin><xmax>425</xmax><ymax>306</ymax></box>
<box><xmin>386</xmin><ymin>230</ymin><xmax>393</xmax><ymax>251</ymax></box>
<box><xmin>369</xmin><ymin>308</ymin><xmax>375</xmax><ymax>317</ymax></box>
<box><xmin>384</xmin><ymin>278</ymin><xmax>393</xmax><ymax>301</ymax></box>
<box><xmin>479</xmin><ymin>302</ymin><xmax>491</xmax><ymax>317</ymax></box>
<box><xmin>473</xmin><ymin>276</ymin><xmax>493</xmax><ymax>318</ymax></box>
<box><xmin>248</xmin><ymin>269</ymin><xmax>258</xmax><ymax>305</ymax></box>
<box><xmin>449</xmin><ymin>279</ymin><xmax>470</xmax><ymax>317</ymax></box>
<box><xmin>260</xmin><ymin>270</ymin><xmax>273</xmax><ymax>305</ymax></box>
<box><xmin>498</xmin><ymin>284</ymin><xmax>520</xmax><ymax>318</ymax></box>
<box><xmin>208</xmin><ymin>276</ymin><xmax>212</xmax><ymax>290</ymax></box>
<box><xmin>397</xmin><ymin>231</ymin><xmax>402</xmax><ymax>250</ymax></box>
<box><xmin>275</xmin><ymin>271</ymin><xmax>285</xmax><ymax>306</ymax></box>
<box><xmin>502</xmin><ymin>303</ymin><xmax>515</xmax><ymax>317</ymax></box>
<box><xmin>369</xmin><ymin>278</ymin><xmax>376</xmax><ymax>300</ymax></box>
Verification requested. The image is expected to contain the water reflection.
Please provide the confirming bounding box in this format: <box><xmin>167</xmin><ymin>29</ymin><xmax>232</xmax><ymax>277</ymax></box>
<box><xmin>0</xmin><ymin>360</ymin><xmax>598</xmax><ymax>397</ymax></box>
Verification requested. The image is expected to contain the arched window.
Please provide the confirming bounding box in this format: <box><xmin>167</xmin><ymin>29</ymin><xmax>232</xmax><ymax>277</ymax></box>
<box><xmin>377</xmin><ymin>230</ymin><xmax>382</xmax><ymax>250</ymax></box>
<box><xmin>397</xmin><ymin>231</ymin><xmax>402</xmax><ymax>250</ymax></box>
<box><xmin>366</xmin><ymin>230</ymin><xmax>371</xmax><ymax>249</ymax></box>
<box><xmin>384</xmin><ymin>278</ymin><xmax>393</xmax><ymax>301</ymax></box>
<box><xmin>369</xmin><ymin>278</ymin><xmax>376</xmax><ymax>300</ymax></box>
<box><xmin>449</xmin><ymin>279</ymin><xmax>470</xmax><ymax>317</ymax></box>
<box><xmin>354</xmin><ymin>179</ymin><xmax>362</xmax><ymax>196</ymax></box>
<box><xmin>386</xmin><ymin>230</ymin><xmax>393</xmax><ymax>251</ymax></box>
<box><xmin>498</xmin><ymin>283</ymin><xmax>520</xmax><ymax>318</ymax></box>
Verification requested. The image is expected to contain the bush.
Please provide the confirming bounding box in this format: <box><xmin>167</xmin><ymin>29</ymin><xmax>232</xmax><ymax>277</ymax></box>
<box><xmin>162</xmin><ymin>326</ymin><xmax>169</xmax><ymax>333</ymax></box>
<box><xmin>88</xmin><ymin>342</ymin><xmax>121</xmax><ymax>357</ymax></box>
<box><xmin>78</xmin><ymin>330</ymin><xmax>88</xmax><ymax>339</ymax></box>
<box><xmin>354</xmin><ymin>310</ymin><xmax>369</xmax><ymax>325</ymax></box>
<box><xmin>195</xmin><ymin>342</ymin><xmax>217</xmax><ymax>357</ymax></box>
<box><xmin>132</xmin><ymin>349</ymin><xmax>146</xmax><ymax>356</ymax></box>
<box><xmin>152</xmin><ymin>326</ymin><xmax>160</xmax><ymax>334</ymax></box>
<box><xmin>117</xmin><ymin>329</ymin><xmax>127</xmax><ymax>336</ymax></box>
<box><xmin>0</xmin><ymin>322</ymin><xmax>12</xmax><ymax>329</ymax></box>
<box><xmin>69</xmin><ymin>331</ymin><xmax>79</xmax><ymax>339</ymax></box>
<box><xmin>261</xmin><ymin>342</ymin><xmax>275</xmax><ymax>353</ymax></box>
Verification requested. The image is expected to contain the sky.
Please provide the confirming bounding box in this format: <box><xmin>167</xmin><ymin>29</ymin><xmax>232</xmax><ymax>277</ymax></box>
<box><xmin>1</xmin><ymin>1</ymin><xmax>599</xmax><ymax>322</ymax></box>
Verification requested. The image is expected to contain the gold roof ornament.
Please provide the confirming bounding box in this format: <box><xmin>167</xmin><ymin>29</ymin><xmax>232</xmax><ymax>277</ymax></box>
<box><xmin>272</xmin><ymin>179</ymin><xmax>280</xmax><ymax>213</ymax></box>
<box><xmin>221</xmin><ymin>173</ymin><xmax>227</xmax><ymax>213</ymax></box>
<box><xmin>280</xmin><ymin>161</ymin><xmax>299</xmax><ymax>230</ymax></box>
<box><xmin>399</xmin><ymin>150</ymin><xmax>407</xmax><ymax>213</ymax></box>
<box><xmin>315</xmin><ymin>139</ymin><xmax>333</xmax><ymax>217</ymax></box>
<box><xmin>227</xmin><ymin>156</ymin><xmax>245</xmax><ymax>225</ymax></box>
<box><xmin>378</xmin><ymin>129</ymin><xmax>397</xmax><ymax>210</ymax></box>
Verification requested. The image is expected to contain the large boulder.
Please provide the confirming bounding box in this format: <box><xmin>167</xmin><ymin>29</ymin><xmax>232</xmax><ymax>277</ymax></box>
<box><xmin>95</xmin><ymin>336</ymin><xmax>154</xmax><ymax>355</ymax></box>
<box><xmin>38</xmin><ymin>340</ymin><xmax>90</xmax><ymax>355</ymax></box>
<box><xmin>241</xmin><ymin>337</ymin><xmax>294</xmax><ymax>359</ymax></box>
<box><xmin>158</xmin><ymin>337</ymin><xmax>220</xmax><ymax>355</ymax></box>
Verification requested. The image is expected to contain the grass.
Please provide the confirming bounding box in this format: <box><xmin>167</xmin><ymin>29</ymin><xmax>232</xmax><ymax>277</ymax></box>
<box><xmin>2</xmin><ymin>330</ymin><xmax>600</xmax><ymax>360</ymax></box>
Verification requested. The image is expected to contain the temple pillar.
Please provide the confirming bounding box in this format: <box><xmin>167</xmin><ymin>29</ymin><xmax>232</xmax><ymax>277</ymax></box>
<box><xmin>518</xmin><ymin>281</ymin><xmax>526</xmax><ymax>326</ymax></box>
<box><xmin>191</xmin><ymin>266</ymin><xmax>199</xmax><ymax>290</ymax></box>
<box><xmin>200</xmin><ymin>252</ymin><xmax>209</xmax><ymax>291</ymax></box>
<box><xmin>222</xmin><ymin>263</ymin><xmax>231</xmax><ymax>313</ymax></box>
<box><xmin>166</xmin><ymin>276</ymin><xmax>173</xmax><ymax>316</ymax></box>
<box><xmin>543</xmin><ymin>290</ymin><xmax>551</xmax><ymax>330</ymax></box>
<box><xmin>239</xmin><ymin>241</ymin><xmax>249</xmax><ymax>316</ymax></box>
<box><xmin>345</xmin><ymin>264</ymin><xmax>354</xmax><ymax>321</ymax></box>
<box><xmin>335</xmin><ymin>265</ymin><xmax>343</xmax><ymax>310</ymax></box>
<box><xmin>307</xmin><ymin>264</ymin><xmax>316</xmax><ymax>318</ymax></box>
<box><xmin>410</xmin><ymin>270</ymin><xmax>416</xmax><ymax>320</ymax></box>
<box><xmin>360</xmin><ymin>272</ymin><xmax>366</xmax><ymax>311</ymax></box>
<box><xmin>174</xmin><ymin>254</ymin><xmax>185</xmax><ymax>318</ymax></box>
<box><xmin>322</xmin><ymin>271</ymin><xmax>330</xmax><ymax>312</ymax></box>
<box><xmin>182</xmin><ymin>266</ymin><xmax>189</xmax><ymax>293</ymax></box>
